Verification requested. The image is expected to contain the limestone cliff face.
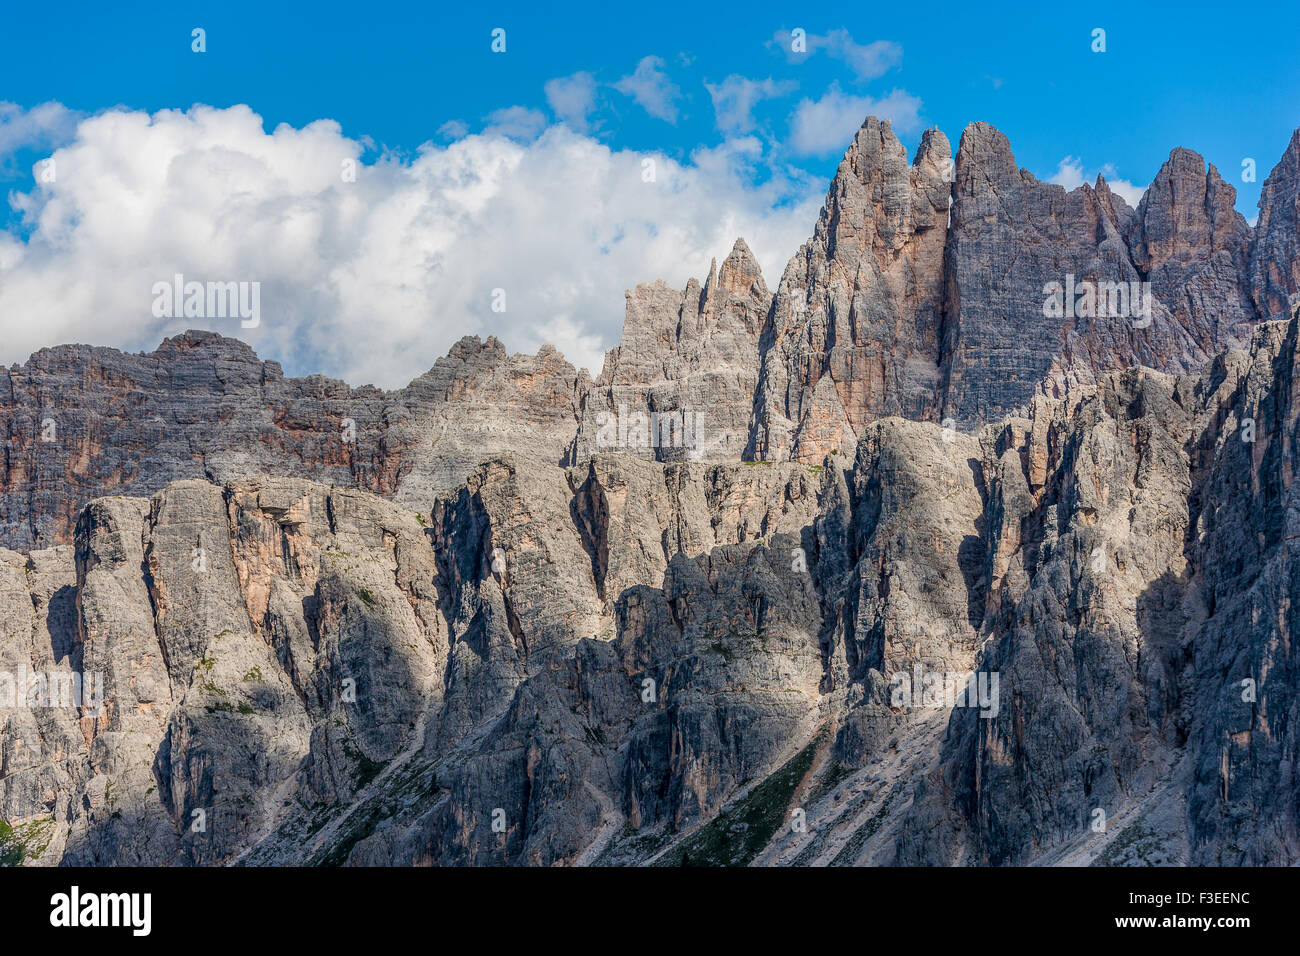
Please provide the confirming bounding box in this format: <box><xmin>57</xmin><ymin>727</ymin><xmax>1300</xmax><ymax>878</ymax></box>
<box><xmin>1252</xmin><ymin>127</ymin><xmax>1300</xmax><ymax>320</ymax></box>
<box><xmin>0</xmin><ymin>460</ymin><xmax>831</xmax><ymax>865</ymax></box>
<box><xmin>1183</xmin><ymin>314</ymin><xmax>1300</xmax><ymax>863</ymax></box>
<box><xmin>7</xmin><ymin>119</ymin><xmax>1300</xmax><ymax>553</ymax></box>
<box><xmin>0</xmin><ymin>332</ymin><xmax>583</xmax><ymax>552</ymax></box>
<box><xmin>749</xmin><ymin>120</ymin><xmax>952</xmax><ymax>462</ymax></box>
<box><xmin>0</xmin><ymin>331</ymin><xmax>372</xmax><ymax>551</ymax></box>
<box><xmin>939</xmin><ymin>127</ymin><xmax>1251</xmax><ymax>428</ymax></box>
<box><xmin>2</xmin><ymin>310</ymin><xmax>1300</xmax><ymax>867</ymax></box>
<box><xmin>1127</xmin><ymin>147</ymin><xmax>1257</xmax><ymax>360</ymax></box>
<box><xmin>893</xmin><ymin>308</ymin><xmax>1300</xmax><ymax>866</ymax></box>
<box><xmin>3</xmin><ymin>115</ymin><xmax>1300</xmax><ymax>868</ymax></box>
<box><xmin>570</xmin><ymin>238</ymin><xmax>770</xmax><ymax>465</ymax></box>
<box><xmin>388</xmin><ymin>336</ymin><xmax>586</xmax><ymax>507</ymax></box>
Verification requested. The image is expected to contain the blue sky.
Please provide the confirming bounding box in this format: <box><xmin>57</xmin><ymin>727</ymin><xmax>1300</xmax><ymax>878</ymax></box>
<box><xmin>5</xmin><ymin>0</ymin><xmax>1296</xmax><ymax>208</ymax></box>
<box><xmin>0</xmin><ymin>0</ymin><xmax>1297</xmax><ymax>384</ymax></box>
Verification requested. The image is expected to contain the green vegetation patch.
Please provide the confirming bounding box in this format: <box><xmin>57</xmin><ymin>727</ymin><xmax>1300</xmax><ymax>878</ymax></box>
<box><xmin>341</xmin><ymin>738</ymin><xmax>387</xmax><ymax>791</ymax></box>
<box><xmin>1094</xmin><ymin>822</ymin><xmax>1171</xmax><ymax>866</ymax></box>
<box><xmin>654</xmin><ymin>731</ymin><xmax>824</xmax><ymax>867</ymax></box>
<box><xmin>206</xmin><ymin>700</ymin><xmax>255</xmax><ymax>715</ymax></box>
<box><xmin>808</xmin><ymin>759</ymin><xmax>854</xmax><ymax>805</ymax></box>
<box><xmin>0</xmin><ymin>817</ymin><xmax>55</xmax><ymax>866</ymax></box>
<box><xmin>829</xmin><ymin>793</ymin><xmax>892</xmax><ymax>866</ymax></box>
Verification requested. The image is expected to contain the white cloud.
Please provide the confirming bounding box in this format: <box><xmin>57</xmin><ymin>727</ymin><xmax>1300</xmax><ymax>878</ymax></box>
<box><xmin>1048</xmin><ymin>156</ymin><xmax>1146</xmax><ymax>208</ymax></box>
<box><xmin>705</xmin><ymin>76</ymin><xmax>797</xmax><ymax>134</ymax></box>
<box><xmin>545</xmin><ymin>72</ymin><xmax>599</xmax><ymax>131</ymax></box>
<box><xmin>0</xmin><ymin>101</ymin><xmax>79</xmax><ymax>160</ymax></box>
<box><xmin>437</xmin><ymin>119</ymin><xmax>468</xmax><ymax>140</ymax></box>
<box><xmin>481</xmin><ymin>106</ymin><xmax>547</xmax><ymax>141</ymax></box>
<box><xmin>1098</xmin><ymin>164</ymin><xmax>1146</xmax><ymax>208</ymax></box>
<box><xmin>613</xmin><ymin>56</ymin><xmax>682</xmax><ymax>123</ymax></box>
<box><xmin>0</xmin><ymin>103</ymin><xmax>824</xmax><ymax>387</ymax></box>
<box><xmin>788</xmin><ymin>86</ymin><xmax>923</xmax><ymax>156</ymax></box>
<box><xmin>1047</xmin><ymin>157</ymin><xmax>1088</xmax><ymax>190</ymax></box>
<box><xmin>773</xmin><ymin>29</ymin><xmax>902</xmax><ymax>81</ymax></box>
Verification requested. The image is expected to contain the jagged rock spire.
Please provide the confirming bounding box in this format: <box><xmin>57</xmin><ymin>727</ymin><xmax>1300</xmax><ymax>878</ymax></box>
<box><xmin>1252</xmin><ymin>127</ymin><xmax>1300</xmax><ymax>318</ymax></box>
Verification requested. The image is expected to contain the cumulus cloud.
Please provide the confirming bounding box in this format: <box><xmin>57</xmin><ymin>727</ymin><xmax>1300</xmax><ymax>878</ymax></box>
<box><xmin>481</xmin><ymin>106</ymin><xmax>547</xmax><ymax>141</ymax></box>
<box><xmin>773</xmin><ymin>29</ymin><xmax>902</xmax><ymax>81</ymax></box>
<box><xmin>437</xmin><ymin>119</ymin><xmax>469</xmax><ymax>140</ymax></box>
<box><xmin>0</xmin><ymin>101</ymin><xmax>79</xmax><ymax>163</ymax></box>
<box><xmin>788</xmin><ymin>86</ymin><xmax>923</xmax><ymax>156</ymax></box>
<box><xmin>705</xmin><ymin>76</ymin><xmax>797</xmax><ymax>134</ymax></box>
<box><xmin>0</xmin><ymin>103</ymin><xmax>824</xmax><ymax>387</ymax></box>
<box><xmin>613</xmin><ymin>56</ymin><xmax>682</xmax><ymax>123</ymax></box>
<box><xmin>545</xmin><ymin>72</ymin><xmax>599</xmax><ymax>131</ymax></box>
<box><xmin>1048</xmin><ymin>156</ymin><xmax>1146</xmax><ymax>208</ymax></box>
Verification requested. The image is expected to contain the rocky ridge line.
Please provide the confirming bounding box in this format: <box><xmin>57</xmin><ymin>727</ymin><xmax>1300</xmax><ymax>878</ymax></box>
<box><xmin>4</xmin><ymin>118</ymin><xmax>1299</xmax><ymax>551</ymax></box>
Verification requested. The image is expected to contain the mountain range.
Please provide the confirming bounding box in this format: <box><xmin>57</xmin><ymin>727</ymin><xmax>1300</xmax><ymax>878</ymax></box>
<box><xmin>1</xmin><ymin>115</ymin><xmax>1298</xmax><ymax>866</ymax></box>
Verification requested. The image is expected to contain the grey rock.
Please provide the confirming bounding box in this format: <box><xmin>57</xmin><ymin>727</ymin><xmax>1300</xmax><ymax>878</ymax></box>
<box><xmin>570</xmin><ymin>238</ymin><xmax>770</xmax><ymax>465</ymax></box>
<box><xmin>751</xmin><ymin>120</ymin><xmax>951</xmax><ymax>461</ymax></box>
<box><xmin>1252</xmin><ymin>127</ymin><xmax>1300</xmax><ymax>319</ymax></box>
<box><xmin>0</xmin><ymin>332</ymin><xmax>583</xmax><ymax>552</ymax></box>
<box><xmin>4</xmin><ymin>114</ymin><xmax>1300</xmax><ymax>869</ymax></box>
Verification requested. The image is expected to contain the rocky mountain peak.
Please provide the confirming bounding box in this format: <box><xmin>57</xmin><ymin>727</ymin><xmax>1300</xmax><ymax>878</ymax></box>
<box><xmin>749</xmin><ymin>115</ymin><xmax>952</xmax><ymax>462</ymax></box>
<box><xmin>441</xmin><ymin>334</ymin><xmax>509</xmax><ymax>365</ymax></box>
<box><xmin>1252</xmin><ymin>126</ymin><xmax>1300</xmax><ymax>318</ymax></box>
<box><xmin>1123</xmin><ymin>145</ymin><xmax>1256</xmax><ymax>359</ymax></box>
<box><xmin>3</xmin><ymin>114</ymin><xmax>1300</xmax><ymax>870</ymax></box>
<box><xmin>1129</xmin><ymin>146</ymin><xmax>1250</xmax><ymax>275</ymax></box>
<box><xmin>5</xmin><ymin>115</ymin><xmax>1300</xmax><ymax>551</ymax></box>
<box><xmin>154</xmin><ymin>328</ymin><xmax>261</xmax><ymax>356</ymax></box>
<box><xmin>1091</xmin><ymin>174</ymin><xmax>1135</xmax><ymax>232</ymax></box>
<box><xmin>568</xmin><ymin>235</ymin><xmax>772</xmax><ymax>464</ymax></box>
<box><xmin>839</xmin><ymin>115</ymin><xmax>905</xmax><ymax>174</ymax></box>
<box><xmin>913</xmin><ymin>126</ymin><xmax>952</xmax><ymax>173</ymax></box>
<box><xmin>954</xmin><ymin>120</ymin><xmax>1021</xmax><ymax>187</ymax></box>
<box><xmin>713</xmin><ymin>237</ymin><xmax>766</xmax><ymax>300</ymax></box>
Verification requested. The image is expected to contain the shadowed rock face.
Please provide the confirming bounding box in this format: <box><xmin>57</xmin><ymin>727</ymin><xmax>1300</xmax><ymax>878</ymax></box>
<box><xmin>2</xmin><ymin>116</ymin><xmax>1300</xmax><ymax>868</ymax></box>
<box><xmin>0</xmin><ymin>460</ymin><xmax>832</xmax><ymax>865</ymax></box>
<box><xmin>2</xmin><ymin>308</ymin><xmax>1299</xmax><ymax>867</ymax></box>
<box><xmin>896</xmin><ymin>308</ymin><xmax>1300</xmax><ymax>867</ymax></box>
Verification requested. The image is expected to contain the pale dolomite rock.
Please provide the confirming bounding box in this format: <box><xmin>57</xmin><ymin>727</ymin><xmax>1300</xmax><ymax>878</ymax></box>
<box><xmin>3</xmin><ymin>116</ymin><xmax>1300</xmax><ymax>868</ymax></box>
<box><xmin>10</xmin><ymin>120</ymin><xmax>1300</xmax><ymax>549</ymax></box>
<box><xmin>1252</xmin><ymin>127</ymin><xmax>1300</xmax><ymax>319</ymax></box>
<box><xmin>751</xmin><ymin>119</ymin><xmax>952</xmax><ymax>462</ymax></box>
<box><xmin>570</xmin><ymin>238</ymin><xmax>771</xmax><ymax>465</ymax></box>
